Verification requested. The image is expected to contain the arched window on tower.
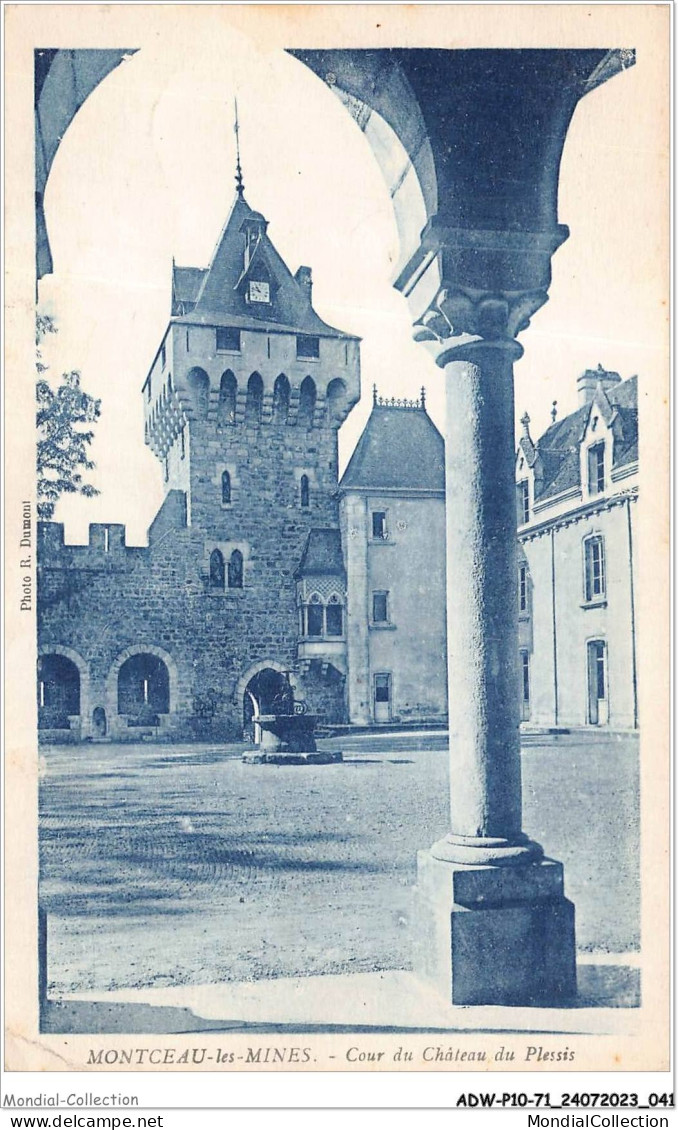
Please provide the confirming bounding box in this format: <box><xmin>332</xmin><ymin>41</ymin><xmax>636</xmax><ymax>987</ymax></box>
<box><xmin>300</xmin><ymin>474</ymin><xmax>310</xmax><ymax>509</ymax></box>
<box><xmin>245</xmin><ymin>373</ymin><xmax>263</xmax><ymax>426</ymax></box>
<box><xmin>228</xmin><ymin>549</ymin><xmax>244</xmax><ymax>589</ymax></box>
<box><xmin>297</xmin><ymin>376</ymin><xmax>317</xmax><ymax>428</ymax></box>
<box><xmin>326</xmin><ymin>378</ymin><xmax>347</xmax><ymax>423</ymax></box>
<box><xmin>187</xmin><ymin>367</ymin><xmax>210</xmax><ymax>419</ymax></box>
<box><xmin>273</xmin><ymin>374</ymin><xmax>290</xmax><ymax>423</ymax></box>
<box><xmin>218</xmin><ymin>371</ymin><xmax>237</xmax><ymax>426</ymax></box>
<box><xmin>221</xmin><ymin>470</ymin><xmax>232</xmax><ymax>505</ymax></box>
<box><xmin>209</xmin><ymin>549</ymin><xmax>225</xmax><ymax>590</ymax></box>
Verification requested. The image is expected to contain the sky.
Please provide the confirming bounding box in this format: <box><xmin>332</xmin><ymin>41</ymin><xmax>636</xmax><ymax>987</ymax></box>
<box><xmin>37</xmin><ymin>26</ymin><xmax>662</xmax><ymax>545</ymax></box>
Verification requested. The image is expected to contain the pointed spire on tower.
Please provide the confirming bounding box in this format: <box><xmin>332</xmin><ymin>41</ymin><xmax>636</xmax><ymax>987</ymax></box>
<box><xmin>234</xmin><ymin>98</ymin><xmax>245</xmax><ymax>198</ymax></box>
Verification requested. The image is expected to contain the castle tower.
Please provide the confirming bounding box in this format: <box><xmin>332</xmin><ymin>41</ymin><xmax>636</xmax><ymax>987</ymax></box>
<box><xmin>141</xmin><ymin>188</ymin><xmax>361</xmax><ymax>731</ymax></box>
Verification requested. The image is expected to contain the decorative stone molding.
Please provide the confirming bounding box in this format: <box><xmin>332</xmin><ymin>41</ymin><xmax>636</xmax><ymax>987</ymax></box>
<box><xmin>414</xmin><ymin>284</ymin><xmax>549</xmax><ymax>347</ymax></box>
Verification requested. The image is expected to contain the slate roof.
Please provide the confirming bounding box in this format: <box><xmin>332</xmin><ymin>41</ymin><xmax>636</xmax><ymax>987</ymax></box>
<box><xmin>295</xmin><ymin>529</ymin><xmax>345</xmax><ymax>577</ymax></box>
<box><xmin>340</xmin><ymin>404</ymin><xmax>445</xmax><ymax>492</ymax></box>
<box><xmin>170</xmin><ymin>193</ymin><xmax>356</xmax><ymax>340</ymax></box>
<box><xmin>532</xmin><ymin>375</ymin><xmax>638</xmax><ymax>502</ymax></box>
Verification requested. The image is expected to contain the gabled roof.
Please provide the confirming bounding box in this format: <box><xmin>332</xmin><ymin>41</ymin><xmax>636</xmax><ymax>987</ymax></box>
<box><xmin>172</xmin><ymin>266</ymin><xmax>207</xmax><ymax>309</ymax></box>
<box><xmin>170</xmin><ymin>193</ymin><xmax>356</xmax><ymax>340</ymax></box>
<box><xmin>531</xmin><ymin>375</ymin><xmax>638</xmax><ymax>502</ymax></box>
<box><xmin>295</xmin><ymin>529</ymin><xmax>345</xmax><ymax>577</ymax></box>
<box><xmin>340</xmin><ymin>403</ymin><xmax>445</xmax><ymax>492</ymax></box>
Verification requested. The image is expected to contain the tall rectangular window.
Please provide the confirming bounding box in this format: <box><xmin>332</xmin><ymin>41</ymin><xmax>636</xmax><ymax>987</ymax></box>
<box><xmin>326</xmin><ymin>598</ymin><xmax>343</xmax><ymax>637</ymax></box>
<box><xmin>518</xmin><ymin>563</ymin><xmax>529</xmax><ymax>613</ymax></box>
<box><xmin>587</xmin><ymin>639</ymin><xmax>607</xmax><ymax>724</ymax></box>
<box><xmin>517</xmin><ymin>480</ymin><xmax>530</xmax><ymax>524</ymax></box>
<box><xmin>374</xmin><ymin>674</ymin><xmax>390</xmax><ymax>702</ymax></box>
<box><xmin>588</xmin><ymin>442</ymin><xmax>605</xmax><ymax>494</ymax></box>
<box><xmin>306</xmin><ymin>598</ymin><xmax>323</xmax><ymax>637</ymax></box>
<box><xmin>160</xmin><ymin>343</ymin><xmax>166</xmax><ymax>369</ymax></box>
<box><xmin>372</xmin><ymin>511</ymin><xmax>387</xmax><ymax>540</ymax></box>
<box><xmin>296</xmin><ymin>334</ymin><xmax>320</xmax><ymax>360</ymax></box>
<box><xmin>372</xmin><ymin>591</ymin><xmax>389</xmax><ymax>623</ymax></box>
<box><xmin>216</xmin><ymin>327</ymin><xmax>241</xmax><ymax>352</ymax></box>
<box><xmin>520</xmin><ymin>650</ymin><xmax>531</xmax><ymax>720</ymax></box>
<box><xmin>584</xmin><ymin>535</ymin><xmax>606</xmax><ymax>602</ymax></box>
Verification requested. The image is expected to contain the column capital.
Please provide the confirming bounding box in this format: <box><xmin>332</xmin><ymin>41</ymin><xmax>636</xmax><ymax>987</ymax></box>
<box><xmin>401</xmin><ymin>222</ymin><xmax>569</xmax><ymax>362</ymax></box>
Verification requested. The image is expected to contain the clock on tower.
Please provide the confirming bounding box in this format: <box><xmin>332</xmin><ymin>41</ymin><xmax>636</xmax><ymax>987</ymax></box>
<box><xmin>248</xmin><ymin>280</ymin><xmax>270</xmax><ymax>304</ymax></box>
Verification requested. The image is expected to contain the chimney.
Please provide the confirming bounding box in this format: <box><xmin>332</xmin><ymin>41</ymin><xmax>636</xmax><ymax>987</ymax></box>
<box><xmin>295</xmin><ymin>266</ymin><xmax>312</xmax><ymax>298</ymax></box>
<box><xmin>577</xmin><ymin>363</ymin><xmax>622</xmax><ymax>406</ymax></box>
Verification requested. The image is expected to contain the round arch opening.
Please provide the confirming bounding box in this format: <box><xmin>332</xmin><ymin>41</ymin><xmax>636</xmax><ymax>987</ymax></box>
<box><xmin>38</xmin><ymin>654</ymin><xmax>80</xmax><ymax>728</ymax></box>
<box><xmin>117</xmin><ymin>653</ymin><xmax>170</xmax><ymax>724</ymax></box>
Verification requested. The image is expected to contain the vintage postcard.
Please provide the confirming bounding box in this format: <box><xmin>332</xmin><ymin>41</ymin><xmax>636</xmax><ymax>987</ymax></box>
<box><xmin>2</xmin><ymin>0</ymin><xmax>672</xmax><ymax>1096</ymax></box>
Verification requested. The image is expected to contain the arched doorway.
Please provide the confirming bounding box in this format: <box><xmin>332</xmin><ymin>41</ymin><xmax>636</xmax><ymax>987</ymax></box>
<box><xmin>117</xmin><ymin>653</ymin><xmax>170</xmax><ymax>725</ymax></box>
<box><xmin>243</xmin><ymin>667</ymin><xmax>291</xmax><ymax>742</ymax></box>
<box><xmin>92</xmin><ymin>706</ymin><xmax>107</xmax><ymax>737</ymax></box>
<box><xmin>38</xmin><ymin>654</ymin><xmax>80</xmax><ymax>728</ymax></box>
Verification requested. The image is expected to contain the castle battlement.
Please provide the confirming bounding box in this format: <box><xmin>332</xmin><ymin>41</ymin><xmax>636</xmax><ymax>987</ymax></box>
<box><xmin>38</xmin><ymin>521</ymin><xmax>150</xmax><ymax>562</ymax></box>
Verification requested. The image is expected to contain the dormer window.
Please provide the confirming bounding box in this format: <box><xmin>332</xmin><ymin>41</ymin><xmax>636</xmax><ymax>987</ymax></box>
<box><xmin>248</xmin><ymin>280</ymin><xmax>270</xmax><ymax>305</ymax></box>
<box><xmin>588</xmin><ymin>442</ymin><xmax>605</xmax><ymax>495</ymax></box>
<box><xmin>297</xmin><ymin>335</ymin><xmax>320</xmax><ymax>361</ymax></box>
<box><xmin>216</xmin><ymin>327</ymin><xmax>240</xmax><ymax>353</ymax></box>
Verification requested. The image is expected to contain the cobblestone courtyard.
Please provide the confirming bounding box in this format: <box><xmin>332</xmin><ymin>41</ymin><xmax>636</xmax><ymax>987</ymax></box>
<box><xmin>39</xmin><ymin>734</ymin><xmax>639</xmax><ymax>995</ymax></box>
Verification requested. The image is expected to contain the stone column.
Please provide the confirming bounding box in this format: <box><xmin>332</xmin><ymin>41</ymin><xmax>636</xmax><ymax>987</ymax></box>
<box><xmin>290</xmin><ymin>44</ymin><xmax>634</xmax><ymax>1007</ymax></box>
<box><xmin>412</xmin><ymin>298</ymin><xmax>575</xmax><ymax>1006</ymax></box>
<box><xmin>438</xmin><ymin>340</ymin><xmax>530</xmax><ymax>856</ymax></box>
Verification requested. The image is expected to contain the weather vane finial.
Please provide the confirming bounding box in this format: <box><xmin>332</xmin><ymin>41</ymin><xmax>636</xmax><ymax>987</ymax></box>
<box><xmin>234</xmin><ymin>98</ymin><xmax>244</xmax><ymax>198</ymax></box>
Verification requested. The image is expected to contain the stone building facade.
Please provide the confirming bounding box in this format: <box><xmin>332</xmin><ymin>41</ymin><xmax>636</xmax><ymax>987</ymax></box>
<box><xmin>515</xmin><ymin>367</ymin><xmax>639</xmax><ymax>730</ymax></box>
<box><xmin>37</xmin><ymin>189</ymin><xmax>639</xmax><ymax>741</ymax></box>
<box><xmin>37</xmin><ymin>191</ymin><xmax>361</xmax><ymax>741</ymax></box>
<box><xmin>339</xmin><ymin>390</ymin><xmax>447</xmax><ymax>726</ymax></box>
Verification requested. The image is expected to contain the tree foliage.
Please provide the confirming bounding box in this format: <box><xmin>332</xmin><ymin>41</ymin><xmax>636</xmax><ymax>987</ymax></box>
<box><xmin>36</xmin><ymin>314</ymin><xmax>102</xmax><ymax>520</ymax></box>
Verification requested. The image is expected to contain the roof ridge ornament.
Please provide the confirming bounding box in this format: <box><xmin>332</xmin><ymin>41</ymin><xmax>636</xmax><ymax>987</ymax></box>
<box><xmin>234</xmin><ymin>98</ymin><xmax>245</xmax><ymax>199</ymax></box>
<box><xmin>372</xmin><ymin>386</ymin><xmax>427</xmax><ymax>411</ymax></box>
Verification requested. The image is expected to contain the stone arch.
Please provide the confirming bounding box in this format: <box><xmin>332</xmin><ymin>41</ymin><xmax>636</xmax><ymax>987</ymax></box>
<box><xmin>300</xmin><ymin>473</ymin><xmax>310</xmax><ymax>509</ymax></box>
<box><xmin>326</xmin><ymin>377</ymin><xmax>347</xmax><ymax>422</ymax></box>
<box><xmin>106</xmin><ymin>645</ymin><xmax>179</xmax><ymax>724</ymax></box>
<box><xmin>297</xmin><ymin>375</ymin><xmax>317</xmax><ymax>428</ymax></box>
<box><xmin>245</xmin><ymin>372</ymin><xmax>263</xmax><ymax>426</ymax></box>
<box><xmin>235</xmin><ymin>658</ymin><xmax>288</xmax><ymax>709</ymax></box>
<box><xmin>186</xmin><ymin>366</ymin><xmax>210</xmax><ymax>419</ymax></box>
<box><xmin>228</xmin><ymin>548</ymin><xmax>244</xmax><ymax>588</ymax></box>
<box><xmin>210</xmin><ymin>548</ymin><xmax>226</xmax><ymax>589</ymax></box>
<box><xmin>37</xmin><ymin>644</ymin><xmax>91</xmax><ymax>736</ymax></box>
<box><xmin>218</xmin><ymin>370</ymin><xmax>237</xmax><ymax>426</ymax></box>
<box><xmin>273</xmin><ymin>373</ymin><xmax>290</xmax><ymax>423</ymax></box>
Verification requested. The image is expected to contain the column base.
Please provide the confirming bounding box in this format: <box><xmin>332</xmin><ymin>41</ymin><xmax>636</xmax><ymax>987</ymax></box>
<box><xmin>413</xmin><ymin>851</ymin><xmax>577</xmax><ymax>1006</ymax></box>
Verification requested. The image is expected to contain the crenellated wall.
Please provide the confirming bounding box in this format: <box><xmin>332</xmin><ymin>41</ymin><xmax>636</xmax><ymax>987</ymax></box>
<box><xmin>38</xmin><ymin>325</ymin><xmax>358</xmax><ymax>742</ymax></box>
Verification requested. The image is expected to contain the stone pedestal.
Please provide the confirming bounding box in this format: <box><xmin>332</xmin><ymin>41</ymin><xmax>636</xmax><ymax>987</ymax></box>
<box><xmin>413</xmin><ymin>853</ymin><xmax>576</xmax><ymax>1006</ymax></box>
